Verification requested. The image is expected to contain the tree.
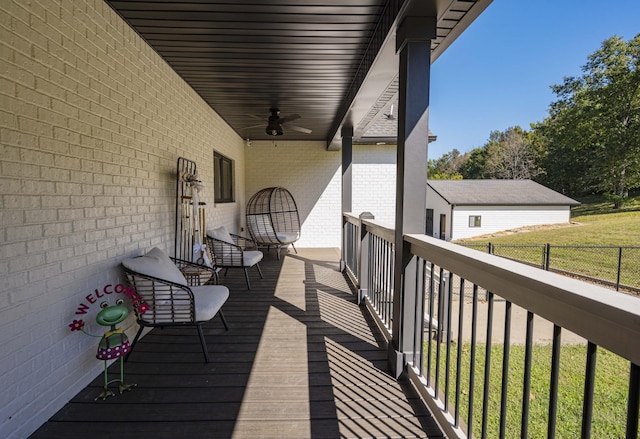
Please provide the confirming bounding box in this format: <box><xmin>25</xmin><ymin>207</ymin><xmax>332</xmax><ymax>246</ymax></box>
<box><xmin>484</xmin><ymin>126</ymin><xmax>542</xmax><ymax>179</ymax></box>
<box><xmin>459</xmin><ymin>147</ymin><xmax>489</xmax><ymax>179</ymax></box>
<box><xmin>427</xmin><ymin>149</ymin><xmax>465</xmax><ymax>179</ymax></box>
<box><xmin>535</xmin><ymin>34</ymin><xmax>640</xmax><ymax>206</ymax></box>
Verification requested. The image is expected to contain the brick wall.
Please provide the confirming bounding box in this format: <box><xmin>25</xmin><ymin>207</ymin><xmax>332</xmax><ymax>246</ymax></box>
<box><xmin>353</xmin><ymin>144</ymin><xmax>397</xmax><ymax>227</ymax></box>
<box><xmin>244</xmin><ymin>140</ymin><xmax>343</xmax><ymax>248</ymax></box>
<box><xmin>0</xmin><ymin>1</ymin><xmax>400</xmax><ymax>435</ymax></box>
<box><xmin>0</xmin><ymin>1</ymin><xmax>245</xmax><ymax>437</ymax></box>
<box><xmin>243</xmin><ymin>142</ymin><xmax>397</xmax><ymax>248</ymax></box>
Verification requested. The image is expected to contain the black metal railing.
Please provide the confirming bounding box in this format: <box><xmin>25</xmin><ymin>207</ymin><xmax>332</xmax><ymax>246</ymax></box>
<box><xmin>367</xmin><ymin>228</ymin><xmax>395</xmax><ymax>331</ymax></box>
<box><xmin>462</xmin><ymin>243</ymin><xmax>640</xmax><ymax>293</ymax></box>
<box><xmin>408</xmin><ymin>238</ymin><xmax>640</xmax><ymax>439</ymax></box>
<box><xmin>343</xmin><ymin>214</ymin><xmax>640</xmax><ymax>439</ymax></box>
<box><xmin>343</xmin><ymin>214</ymin><xmax>360</xmax><ymax>285</ymax></box>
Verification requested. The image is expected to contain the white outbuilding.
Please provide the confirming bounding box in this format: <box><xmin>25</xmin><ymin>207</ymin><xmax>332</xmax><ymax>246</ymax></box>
<box><xmin>426</xmin><ymin>180</ymin><xmax>580</xmax><ymax>241</ymax></box>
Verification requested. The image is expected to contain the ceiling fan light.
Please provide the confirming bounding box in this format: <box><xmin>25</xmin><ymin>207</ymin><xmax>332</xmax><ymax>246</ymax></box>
<box><xmin>266</xmin><ymin>124</ymin><xmax>283</xmax><ymax>136</ymax></box>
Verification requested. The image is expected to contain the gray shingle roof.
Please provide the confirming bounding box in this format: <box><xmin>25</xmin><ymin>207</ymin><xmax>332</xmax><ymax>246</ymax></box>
<box><xmin>427</xmin><ymin>180</ymin><xmax>580</xmax><ymax>206</ymax></box>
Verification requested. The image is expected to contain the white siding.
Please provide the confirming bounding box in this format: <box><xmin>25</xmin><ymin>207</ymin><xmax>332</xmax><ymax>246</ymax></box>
<box><xmin>451</xmin><ymin>205</ymin><xmax>572</xmax><ymax>240</ymax></box>
<box><xmin>426</xmin><ymin>185</ymin><xmax>453</xmax><ymax>239</ymax></box>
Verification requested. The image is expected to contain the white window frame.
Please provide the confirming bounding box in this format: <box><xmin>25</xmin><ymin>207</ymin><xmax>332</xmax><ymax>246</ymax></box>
<box><xmin>468</xmin><ymin>215</ymin><xmax>481</xmax><ymax>228</ymax></box>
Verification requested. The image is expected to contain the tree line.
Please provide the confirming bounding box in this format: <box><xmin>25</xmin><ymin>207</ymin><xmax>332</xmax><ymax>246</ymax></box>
<box><xmin>428</xmin><ymin>33</ymin><xmax>640</xmax><ymax>208</ymax></box>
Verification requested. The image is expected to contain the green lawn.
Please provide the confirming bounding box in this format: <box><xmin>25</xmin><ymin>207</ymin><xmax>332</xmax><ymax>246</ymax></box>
<box><xmin>455</xmin><ymin>211</ymin><xmax>640</xmax><ymax>247</ymax></box>
<box><xmin>426</xmin><ymin>342</ymin><xmax>631</xmax><ymax>438</ymax></box>
<box><xmin>436</xmin><ymin>196</ymin><xmax>637</xmax><ymax>437</ymax></box>
<box><xmin>454</xmin><ymin>195</ymin><xmax>640</xmax><ymax>289</ymax></box>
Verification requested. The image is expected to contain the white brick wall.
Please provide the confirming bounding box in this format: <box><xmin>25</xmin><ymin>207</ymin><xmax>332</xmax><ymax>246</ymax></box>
<box><xmin>0</xmin><ymin>1</ymin><xmax>401</xmax><ymax>436</ymax></box>
<box><xmin>0</xmin><ymin>1</ymin><xmax>245</xmax><ymax>437</ymax></box>
<box><xmin>244</xmin><ymin>140</ymin><xmax>343</xmax><ymax>247</ymax></box>
<box><xmin>352</xmin><ymin>144</ymin><xmax>396</xmax><ymax>227</ymax></box>
<box><xmin>243</xmin><ymin>142</ymin><xmax>398</xmax><ymax>247</ymax></box>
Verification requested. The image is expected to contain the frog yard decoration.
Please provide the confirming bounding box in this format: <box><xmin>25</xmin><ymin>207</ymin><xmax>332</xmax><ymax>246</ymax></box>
<box><xmin>68</xmin><ymin>283</ymin><xmax>148</xmax><ymax>400</ymax></box>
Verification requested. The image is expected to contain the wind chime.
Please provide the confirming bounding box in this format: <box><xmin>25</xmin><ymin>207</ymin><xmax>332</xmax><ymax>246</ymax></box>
<box><xmin>176</xmin><ymin>157</ymin><xmax>211</xmax><ymax>268</ymax></box>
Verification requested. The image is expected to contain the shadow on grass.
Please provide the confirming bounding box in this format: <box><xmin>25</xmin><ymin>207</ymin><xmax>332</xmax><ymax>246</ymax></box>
<box><xmin>571</xmin><ymin>191</ymin><xmax>640</xmax><ymax>217</ymax></box>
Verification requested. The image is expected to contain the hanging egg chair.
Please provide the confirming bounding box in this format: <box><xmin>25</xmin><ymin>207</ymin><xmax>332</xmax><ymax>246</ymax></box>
<box><xmin>246</xmin><ymin>187</ymin><xmax>300</xmax><ymax>259</ymax></box>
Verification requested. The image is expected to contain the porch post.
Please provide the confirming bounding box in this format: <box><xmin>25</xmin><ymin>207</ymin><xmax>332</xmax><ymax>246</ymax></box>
<box><xmin>390</xmin><ymin>15</ymin><xmax>435</xmax><ymax>378</ymax></box>
<box><xmin>341</xmin><ymin>126</ymin><xmax>353</xmax><ymax>271</ymax></box>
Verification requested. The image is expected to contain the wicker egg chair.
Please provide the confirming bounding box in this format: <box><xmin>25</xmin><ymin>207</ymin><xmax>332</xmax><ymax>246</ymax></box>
<box><xmin>246</xmin><ymin>187</ymin><xmax>300</xmax><ymax>259</ymax></box>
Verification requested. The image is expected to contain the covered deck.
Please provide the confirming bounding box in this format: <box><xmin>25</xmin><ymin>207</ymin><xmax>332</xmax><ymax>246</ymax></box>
<box><xmin>31</xmin><ymin>248</ymin><xmax>443</xmax><ymax>439</ymax></box>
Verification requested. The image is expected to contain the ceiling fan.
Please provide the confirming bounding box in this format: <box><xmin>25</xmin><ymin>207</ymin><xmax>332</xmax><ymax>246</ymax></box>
<box><xmin>244</xmin><ymin>108</ymin><xmax>312</xmax><ymax>136</ymax></box>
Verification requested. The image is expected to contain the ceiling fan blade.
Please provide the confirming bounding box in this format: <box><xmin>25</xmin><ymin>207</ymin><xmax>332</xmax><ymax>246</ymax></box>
<box><xmin>285</xmin><ymin>124</ymin><xmax>312</xmax><ymax>134</ymax></box>
<box><xmin>242</xmin><ymin>124</ymin><xmax>264</xmax><ymax>130</ymax></box>
<box><xmin>278</xmin><ymin>114</ymin><xmax>301</xmax><ymax>124</ymax></box>
<box><xmin>246</xmin><ymin>114</ymin><xmax>262</xmax><ymax>120</ymax></box>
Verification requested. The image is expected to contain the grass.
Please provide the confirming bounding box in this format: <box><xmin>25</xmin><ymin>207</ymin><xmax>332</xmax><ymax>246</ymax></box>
<box><xmin>430</xmin><ymin>194</ymin><xmax>637</xmax><ymax>437</ymax></box>
<box><xmin>571</xmin><ymin>190</ymin><xmax>640</xmax><ymax>217</ymax></box>
<box><xmin>426</xmin><ymin>342</ymin><xmax>631</xmax><ymax>438</ymax></box>
<box><xmin>454</xmin><ymin>194</ymin><xmax>640</xmax><ymax>289</ymax></box>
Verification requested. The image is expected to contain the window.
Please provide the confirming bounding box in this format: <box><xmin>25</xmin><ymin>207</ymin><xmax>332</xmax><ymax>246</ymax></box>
<box><xmin>469</xmin><ymin>215</ymin><xmax>481</xmax><ymax>227</ymax></box>
<box><xmin>214</xmin><ymin>152</ymin><xmax>234</xmax><ymax>203</ymax></box>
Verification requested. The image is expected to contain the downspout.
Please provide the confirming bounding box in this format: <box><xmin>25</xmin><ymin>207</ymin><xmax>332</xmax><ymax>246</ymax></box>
<box><xmin>450</xmin><ymin>204</ymin><xmax>455</xmax><ymax>241</ymax></box>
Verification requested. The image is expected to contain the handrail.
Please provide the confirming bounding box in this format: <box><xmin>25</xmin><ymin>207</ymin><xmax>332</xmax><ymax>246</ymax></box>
<box><xmin>346</xmin><ymin>211</ymin><xmax>639</xmax><ymax>438</ymax></box>
<box><xmin>405</xmin><ymin>234</ymin><xmax>640</xmax><ymax>365</ymax></box>
<box><xmin>343</xmin><ymin>212</ymin><xmax>361</xmax><ymax>225</ymax></box>
<box><xmin>362</xmin><ymin>218</ymin><xmax>395</xmax><ymax>243</ymax></box>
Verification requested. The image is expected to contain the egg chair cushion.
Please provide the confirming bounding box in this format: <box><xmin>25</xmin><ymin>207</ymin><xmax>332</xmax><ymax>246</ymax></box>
<box><xmin>276</xmin><ymin>231</ymin><xmax>299</xmax><ymax>244</ymax></box>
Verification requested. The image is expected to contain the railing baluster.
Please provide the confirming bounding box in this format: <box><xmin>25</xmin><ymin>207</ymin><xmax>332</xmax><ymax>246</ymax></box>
<box><xmin>435</xmin><ymin>267</ymin><xmax>444</xmax><ymax>400</ymax></box>
<box><xmin>426</xmin><ymin>262</ymin><xmax>435</xmax><ymax>387</ymax></box>
<box><xmin>377</xmin><ymin>235</ymin><xmax>383</xmax><ymax>321</ymax></box>
<box><xmin>376</xmin><ymin>235</ymin><xmax>382</xmax><ymax>319</ymax></box>
<box><xmin>387</xmin><ymin>242</ymin><xmax>393</xmax><ymax>327</ymax></box>
<box><xmin>454</xmin><ymin>278</ymin><xmax>465</xmax><ymax>428</ymax></box>
<box><xmin>412</xmin><ymin>259</ymin><xmax>424</xmax><ymax>366</ymax></box>
<box><xmin>521</xmin><ymin>311</ymin><xmax>534</xmax><ymax>439</ymax></box>
<box><xmin>370</xmin><ymin>236</ymin><xmax>375</xmax><ymax>304</ymax></box>
<box><xmin>481</xmin><ymin>291</ymin><xmax>494</xmax><ymax>439</ymax></box>
<box><xmin>445</xmin><ymin>271</ymin><xmax>454</xmax><ymax>412</ymax></box>
<box><xmin>383</xmin><ymin>237</ymin><xmax>388</xmax><ymax>325</ymax></box>
<box><xmin>499</xmin><ymin>300</ymin><xmax>512</xmax><ymax>439</ymax></box>
<box><xmin>548</xmin><ymin>324</ymin><xmax>562</xmax><ymax>439</ymax></box>
<box><xmin>349</xmin><ymin>224</ymin><xmax>639</xmax><ymax>439</ymax></box>
<box><xmin>370</xmin><ymin>235</ymin><xmax>376</xmax><ymax>306</ymax></box>
<box><xmin>468</xmin><ymin>284</ymin><xmax>479</xmax><ymax>438</ymax></box>
<box><xmin>417</xmin><ymin>259</ymin><xmax>427</xmax><ymax>371</ymax></box>
<box><xmin>581</xmin><ymin>342</ymin><xmax>597</xmax><ymax>439</ymax></box>
<box><xmin>626</xmin><ymin>363</ymin><xmax>639</xmax><ymax>439</ymax></box>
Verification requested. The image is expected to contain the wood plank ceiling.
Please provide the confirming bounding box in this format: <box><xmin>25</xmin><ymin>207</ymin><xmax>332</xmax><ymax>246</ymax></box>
<box><xmin>105</xmin><ymin>0</ymin><xmax>491</xmax><ymax>145</ymax></box>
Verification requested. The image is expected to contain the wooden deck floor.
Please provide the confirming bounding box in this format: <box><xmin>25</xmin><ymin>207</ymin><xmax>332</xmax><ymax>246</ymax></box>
<box><xmin>31</xmin><ymin>248</ymin><xmax>443</xmax><ymax>439</ymax></box>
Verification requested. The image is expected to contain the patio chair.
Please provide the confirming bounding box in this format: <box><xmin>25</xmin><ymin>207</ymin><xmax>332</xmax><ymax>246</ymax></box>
<box><xmin>206</xmin><ymin>226</ymin><xmax>264</xmax><ymax>290</ymax></box>
<box><xmin>246</xmin><ymin>187</ymin><xmax>300</xmax><ymax>259</ymax></box>
<box><xmin>121</xmin><ymin>247</ymin><xmax>229</xmax><ymax>363</ymax></box>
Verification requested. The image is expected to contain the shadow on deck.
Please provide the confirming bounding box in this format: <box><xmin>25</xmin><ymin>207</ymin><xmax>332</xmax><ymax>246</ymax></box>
<box><xmin>31</xmin><ymin>248</ymin><xmax>444</xmax><ymax>438</ymax></box>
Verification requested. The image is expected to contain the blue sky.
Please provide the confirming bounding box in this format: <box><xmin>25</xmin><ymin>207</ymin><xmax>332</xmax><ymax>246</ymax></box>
<box><xmin>428</xmin><ymin>0</ymin><xmax>640</xmax><ymax>159</ymax></box>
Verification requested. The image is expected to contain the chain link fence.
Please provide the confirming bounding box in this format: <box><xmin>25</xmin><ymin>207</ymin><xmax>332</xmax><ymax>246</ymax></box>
<box><xmin>462</xmin><ymin>243</ymin><xmax>640</xmax><ymax>294</ymax></box>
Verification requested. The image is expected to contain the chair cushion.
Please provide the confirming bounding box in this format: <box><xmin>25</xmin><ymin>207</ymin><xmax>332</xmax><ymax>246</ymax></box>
<box><xmin>243</xmin><ymin>250</ymin><xmax>263</xmax><ymax>267</ymax></box>
<box><xmin>191</xmin><ymin>285</ymin><xmax>229</xmax><ymax>321</ymax></box>
<box><xmin>276</xmin><ymin>231</ymin><xmax>299</xmax><ymax>244</ymax></box>
<box><xmin>207</xmin><ymin>226</ymin><xmax>234</xmax><ymax>244</ymax></box>
<box><xmin>122</xmin><ymin>247</ymin><xmax>187</xmax><ymax>286</ymax></box>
